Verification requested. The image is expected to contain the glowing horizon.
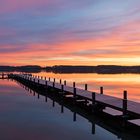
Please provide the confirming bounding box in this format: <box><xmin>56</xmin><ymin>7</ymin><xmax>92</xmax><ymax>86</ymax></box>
<box><xmin>0</xmin><ymin>0</ymin><xmax>140</xmax><ymax>66</ymax></box>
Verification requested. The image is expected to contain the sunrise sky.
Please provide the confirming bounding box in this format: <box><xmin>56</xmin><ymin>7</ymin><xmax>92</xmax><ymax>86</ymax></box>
<box><xmin>0</xmin><ymin>0</ymin><xmax>140</xmax><ymax>66</ymax></box>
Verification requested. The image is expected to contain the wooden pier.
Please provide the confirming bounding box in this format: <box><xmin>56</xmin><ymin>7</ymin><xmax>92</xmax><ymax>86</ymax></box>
<box><xmin>8</xmin><ymin>73</ymin><xmax>140</xmax><ymax>129</ymax></box>
<box><xmin>0</xmin><ymin>73</ymin><xmax>8</xmax><ymax>79</ymax></box>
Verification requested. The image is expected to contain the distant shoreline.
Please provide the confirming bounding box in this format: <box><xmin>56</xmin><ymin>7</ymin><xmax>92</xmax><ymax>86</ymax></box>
<box><xmin>0</xmin><ymin>65</ymin><xmax>140</xmax><ymax>74</ymax></box>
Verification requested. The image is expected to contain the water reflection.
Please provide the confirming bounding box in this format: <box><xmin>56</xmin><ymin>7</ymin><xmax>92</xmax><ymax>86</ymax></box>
<box><xmin>0</xmin><ymin>79</ymin><xmax>139</xmax><ymax>140</ymax></box>
<box><xmin>33</xmin><ymin>72</ymin><xmax>140</xmax><ymax>102</ymax></box>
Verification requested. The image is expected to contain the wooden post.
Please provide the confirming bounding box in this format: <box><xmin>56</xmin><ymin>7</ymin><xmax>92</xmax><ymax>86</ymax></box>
<box><xmin>45</xmin><ymin>81</ymin><xmax>47</xmax><ymax>86</ymax></box>
<box><xmin>45</xmin><ymin>77</ymin><xmax>46</xmax><ymax>80</ymax></box>
<box><xmin>41</xmin><ymin>76</ymin><xmax>43</xmax><ymax>79</ymax></box>
<box><xmin>38</xmin><ymin>76</ymin><xmax>40</xmax><ymax>79</ymax></box>
<box><xmin>92</xmin><ymin>123</ymin><xmax>95</xmax><ymax>134</ymax></box>
<box><xmin>73</xmin><ymin>82</ymin><xmax>75</xmax><ymax>88</ymax></box>
<box><xmin>61</xmin><ymin>103</ymin><xmax>64</xmax><ymax>113</ymax></box>
<box><xmin>85</xmin><ymin>84</ymin><xmax>88</xmax><ymax>90</ymax></box>
<box><xmin>92</xmin><ymin>92</ymin><xmax>96</xmax><ymax>105</ymax></box>
<box><xmin>64</xmin><ymin>80</ymin><xmax>66</xmax><ymax>85</ymax></box>
<box><xmin>53</xmin><ymin>82</ymin><xmax>55</xmax><ymax>88</ymax></box>
<box><xmin>49</xmin><ymin>77</ymin><xmax>50</xmax><ymax>81</ymax></box>
<box><xmin>100</xmin><ymin>87</ymin><xmax>103</xmax><ymax>94</ymax></box>
<box><xmin>73</xmin><ymin>112</ymin><xmax>76</xmax><ymax>122</ymax></box>
<box><xmin>53</xmin><ymin>100</ymin><xmax>55</xmax><ymax>107</ymax></box>
<box><xmin>60</xmin><ymin>79</ymin><xmax>62</xmax><ymax>84</ymax></box>
<box><xmin>61</xmin><ymin>85</ymin><xmax>64</xmax><ymax>92</ymax></box>
<box><xmin>73</xmin><ymin>87</ymin><xmax>76</xmax><ymax>104</ymax></box>
<box><xmin>54</xmin><ymin>78</ymin><xmax>55</xmax><ymax>83</ymax></box>
<box><xmin>123</xmin><ymin>90</ymin><xmax>127</xmax><ymax>116</ymax></box>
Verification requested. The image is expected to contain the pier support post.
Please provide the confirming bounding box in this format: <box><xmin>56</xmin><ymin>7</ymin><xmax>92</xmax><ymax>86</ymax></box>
<box><xmin>61</xmin><ymin>85</ymin><xmax>64</xmax><ymax>92</ymax></box>
<box><xmin>123</xmin><ymin>90</ymin><xmax>127</xmax><ymax>116</ymax></box>
<box><xmin>92</xmin><ymin>123</ymin><xmax>95</xmax><ymax>135</ymax></box>
<box><xmin>33</xmin><ymin>91</ymin><xmax>35</xmax><ymax>96</ymax></box>
<box><xmin>85</xmin><ymin>84</ymin><xmax>88</xmax><ymax>90</ymax></box>
<box><xmin>73</xmin><ymin>112</ymin><xmax>76</xmax><ymax>122</ymax></box>
<box><xmin>73</xmin><ymin>82</ymin><xmax>75</xmax><ymax>88</ymax></box>
<box><xmin>100</xmin><ymin>87</ymin><xmax>103</xmax><ymax>94</ymax></box>
<box><xmin>92</xmin><ymin>92</ymin><xmax>96</xmax><ymax>106</ymax></box>
<box><xmin>53</xmin><ymin>82</ymin><xmax>55</xmax><ymax>88</ymax></box>
<box><xmin>45</xmin><ymin>81</ymin><xmax>48</xmax><ymax>102</ymax></box>
<box><xmin>64</xmin><ymin>80</ymin><xmax>66</xmax><ymax>86</ymax></box>
<box><xmin>73</xmin><ymin>87</ymin><xmax>76</xmax><ymax>104</ymax></box>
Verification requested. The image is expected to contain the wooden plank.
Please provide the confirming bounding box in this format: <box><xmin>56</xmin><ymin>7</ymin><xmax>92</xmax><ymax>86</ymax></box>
<box><xmin>103</xmin><ymin>107</ymin><xmax>122</xmax><ymax>116</ymax></box>
<box><xmin>128</xmin><ymin>119</ymin><xmax>140</xmax><ymax>126</ymax></box>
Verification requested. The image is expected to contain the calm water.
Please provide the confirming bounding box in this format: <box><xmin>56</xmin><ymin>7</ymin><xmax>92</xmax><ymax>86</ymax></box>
<box><xmin>34</xmin><ymin>72</ymin><xmax>140</xmax><ymax>103</ymax></box>
<box><xmin>0</xmin><ymin>79</ymin><xmax>139</xmax><ymax>140</ymax></box>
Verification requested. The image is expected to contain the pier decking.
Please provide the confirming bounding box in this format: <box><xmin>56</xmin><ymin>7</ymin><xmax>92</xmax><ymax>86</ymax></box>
<box><xmin>0</xmin><ymin>73</ymin><xmax>8</xmax><ymax>79</ymax></box>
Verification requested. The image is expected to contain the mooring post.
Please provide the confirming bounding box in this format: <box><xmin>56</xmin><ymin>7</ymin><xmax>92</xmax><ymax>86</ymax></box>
<box><xmin>100</xmin><ymin>87</ymin><xmax>103</xmax><ymax>94</ymax></box>
<box><xmin>64</xmin><ymin>80</ymin><xmax>66</xmax><ymax>86</ymax></box>
<box><xmin>123</xmin><ymin>90</ymin><xmax>127</xmax><ymax>116</ymax></box>
<box><xmin>85</xmin><ymin>84</ymin><xmax>88</xmax><ymax>90</ymax></box>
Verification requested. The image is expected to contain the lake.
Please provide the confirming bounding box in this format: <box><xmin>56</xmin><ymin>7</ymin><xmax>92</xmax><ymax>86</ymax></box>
<box><xmin>0</xmin><ymin>73</ymin><xmax>140</xmax><ymax>140</ymax></box>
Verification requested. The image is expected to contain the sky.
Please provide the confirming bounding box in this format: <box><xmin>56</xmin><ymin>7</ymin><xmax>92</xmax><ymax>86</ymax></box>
<box><xmin>0</xmin><ymin>0</ymin><xmax>140</xmax><ymax>66</ymax></box>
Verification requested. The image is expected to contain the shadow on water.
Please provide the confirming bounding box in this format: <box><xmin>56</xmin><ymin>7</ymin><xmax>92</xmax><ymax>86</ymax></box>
<box><xmin>12</xmin><ymin>79</ymin><xmax>140</xmax><ymax>140</ymax></box>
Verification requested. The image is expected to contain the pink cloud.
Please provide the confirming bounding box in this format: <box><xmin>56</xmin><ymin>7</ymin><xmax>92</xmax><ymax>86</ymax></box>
<box><xmin>0</xmin><ymin>0</ymin><xmax>53</xmax><ymax>13</ymax></box>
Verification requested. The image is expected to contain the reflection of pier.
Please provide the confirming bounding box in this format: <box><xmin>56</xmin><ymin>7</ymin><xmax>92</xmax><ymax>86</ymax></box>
<box><xmin>0</xmin><ymin>73</ymin><xmax>8</xmax><ymax>79</ymax></box>
<box><xmin>8</xmin><ymin>74</ymin><xmax>140</xmax><ymax>138</ymax></box>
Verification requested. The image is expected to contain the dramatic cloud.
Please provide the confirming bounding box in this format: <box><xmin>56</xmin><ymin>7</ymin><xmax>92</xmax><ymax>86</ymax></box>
<box><xmin>0</xmin><ymin>0</ymin><xmax>140</xmax><ymax>66</ymax></box>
